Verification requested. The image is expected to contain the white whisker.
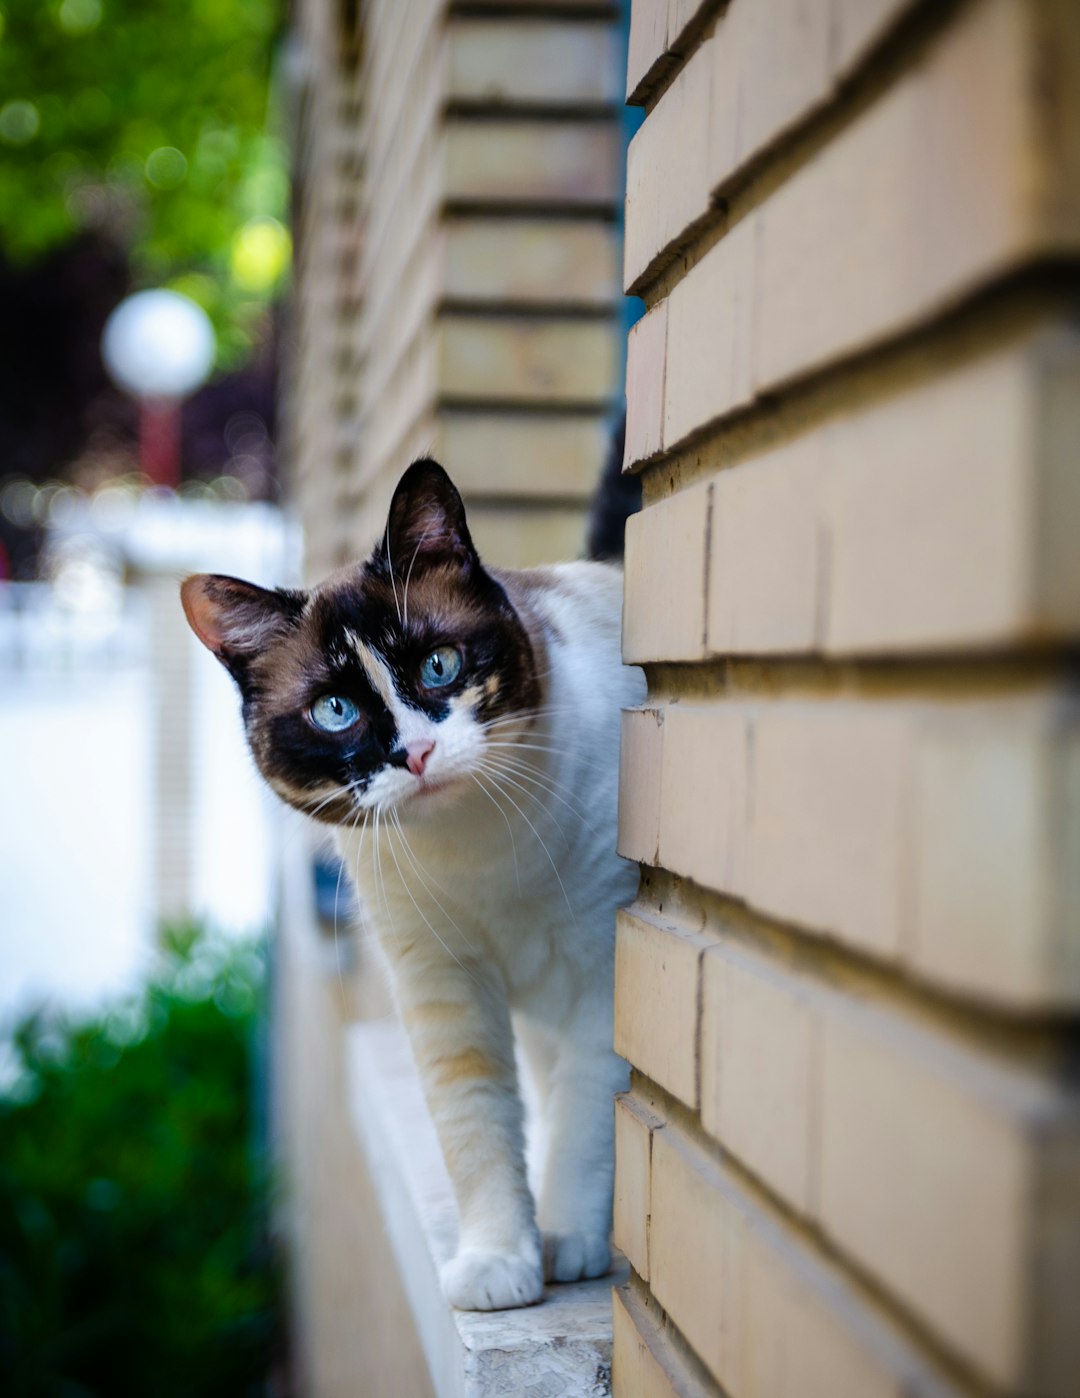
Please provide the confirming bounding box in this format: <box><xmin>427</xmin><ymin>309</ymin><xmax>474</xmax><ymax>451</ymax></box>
<box><xmin>333</xmin><ymin>803</ymin><xmax>367</xmax><ymax>1009</ymax></box>
<box><xmin>480</xmin><ymin>704</ymin><xmax>574</xmax><ymax>731</ymax></box>
<box><xmin>371</xmin><ymin>806</ymin><xmax>391</xmax><ymax>934</ymax></box>
<box><xmin>390</xmin><ymin>809</ymin><xmax>478</xmax><ymax>954</ymax></box>
<box><xmin>384</xmin><ymin>533</ymin><xmax>403</xmax><ymax>624</ymax></box>
<box><xmin>483</xmin><ymin>739</ymin><xmax>609</xmax><ymax>775</ymax></box>
<box><xmin>384</xmin><ymin>811</ymin><xmax>478</xmax><ymax>982</ymax></box>
<box><xmin>402</xmin><ymin>524</ymin><xmax>435</xmax><ymax>631</ymax></box>
<box><xmin>477</xmin><ymin>760</ymin><xmax>574</xmax><ymax>851</ymax></box>
<box><xmin>479</xmin><ymin>766</ymin><xmax>576</xmax><ymax>926</ymax></box>
<box><xmin>300</xmin><ymin>786</ymin><xmax>352</xmax><ymax>822</ymax></box>
<box><xmin>480</xmin><ymin>753</ymin><xmax>599</xmax><ymax>830</ymax></box>
<box><xmin>470</xmin><ymin>772</ymin><xmax>522</xmax><ymax>894</ymax></box>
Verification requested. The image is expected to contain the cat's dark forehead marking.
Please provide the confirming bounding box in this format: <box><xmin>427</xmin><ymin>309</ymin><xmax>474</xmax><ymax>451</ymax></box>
<box><xmin>235</xmin><ymin>546</ymin><xmax>544</xmax><ymax>824</ymax></box>
<box><xmin>318</xmin><ymin>561</ymin><xmax>495</xmax><ymax>636</ymax></box>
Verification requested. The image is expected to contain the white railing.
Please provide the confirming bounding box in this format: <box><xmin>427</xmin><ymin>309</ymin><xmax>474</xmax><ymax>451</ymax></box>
<box><xmin>0</xmin><ymin>582</ymin><xmax>147</xmax><ymax>676</ymax></box>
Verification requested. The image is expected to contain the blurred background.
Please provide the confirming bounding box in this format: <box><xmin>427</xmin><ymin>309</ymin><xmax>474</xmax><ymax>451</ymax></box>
<box><xmin>0</xmin><ymin>0</ymin><xmax>293</xmax><ymax>1010</ymax></box>
<box><xmin>0</xmin><ymin>1</ymin><xmax>633</xmax><ymax>1391</ymax></box>
<box><xmin>8</xmin><ymin>2</ymin><xmax>1079</xmax><ymax>1397</ymax></box>
<box><xmin>1</xmin><ymin>2</ymin><xmax>294</xmax><ymax>1392</ymax></box>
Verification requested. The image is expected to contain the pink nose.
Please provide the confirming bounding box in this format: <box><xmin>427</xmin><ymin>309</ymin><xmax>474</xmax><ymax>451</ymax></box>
<box><xmin>406</xmin><ymin>739</ymin><xmax>435</xmax><ymax>777</ymax></box>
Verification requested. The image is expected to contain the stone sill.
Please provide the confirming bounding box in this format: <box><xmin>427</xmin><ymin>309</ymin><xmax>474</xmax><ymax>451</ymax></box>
<box><xmin>346</xmin><ymin>1016</ymin><xmax>623</xmax><ymax>1397</ymax></box>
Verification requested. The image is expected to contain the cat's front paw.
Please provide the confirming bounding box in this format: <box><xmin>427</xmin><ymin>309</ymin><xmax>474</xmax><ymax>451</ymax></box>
<box><xmin>441</xmin><ymin>1249</ymin><xmax>544</xmax><ymax>1311</ymax></box>
<box><xmin>542</xmin><ymin>1231</ymin><xmax>611</xmax><ymax>1283</ymax></box>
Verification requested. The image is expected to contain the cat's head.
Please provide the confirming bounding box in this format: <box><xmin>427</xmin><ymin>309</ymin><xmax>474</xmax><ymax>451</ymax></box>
<box><xmin>181</xmin><ymin>459</ymin><xmax>542</xmax><ymax>824</ymax></box>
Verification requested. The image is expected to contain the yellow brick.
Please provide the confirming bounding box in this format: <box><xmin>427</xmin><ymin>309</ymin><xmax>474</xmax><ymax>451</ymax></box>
<box><xmin>663</xmin><ymin>216</ymin><xmax>756</xmax><ymax>446</ymax></box>
<box><xmin>623</xmin><ymin>302</ymin><xmax>668</xmax><ymax>467</ymax></box>
<box><xmin>618</xmin><ymin>707</ymin><xmax>664</xmax><ymax>866</ymax></box>
<box><xmin>1037</xmin><ymin>327</ymin><xmax>1080</xmax><ymax>631</ymax></box>
<box><xmin>700</xmin><ymin>946</ymin><xmax>818</xmax><ymax>1212</ymax></box>
<box><xmin>627</xmin><ymin>0</ymin><xmax>715</xmax><ymax>106</ymax></box>
<box><xmin>444</xmin><ymin>120</ymin><xmax>620</xmax><ymax>205</ymax></box>
<box><xmin>614</xmin><ymin>907</ymin><xmax>711</xmax><ymax>1107</ymax></box>
<box><xmin>625</xmin><ymin>36</ymin><xmax>716</xmax><ymax>289</ymax></box>
<box><xmin>447</xmin><ymin>20</ymin><xmax>619</xmax><ymax>107</ymax></box>
<box><xmin>441</xmin><ymin>220</ymin><xmax>620</xmax><ymax>305</ymax></box>
<box><xmin>363</xmin><ymin>331</ymin><xmax>440</xmax><ymax>481</ymax></box>
<box><xmin>707</xmin><ymin>434</ymin><xmax>825</xmax><ymax>655</ymax></box>
<box><xmin>738</xmin><ymin>1225</ymin><xmax>902</xmax><ymax>1398</ymax></box>
<box><xmin>667</xmin><ymin>0</ymin><xmax>710</xmax><ymax>41</ymax></box>
<box><xmin>756</xmin><ymin>0</ymin><xmax>1079</xmax><ymax>391</ymax></box>
<box><xmin>639</xmin><ymin>0</ymin><xmax>1080</xmax><ymax>443</ymax></box>
<box><xmin>817</xmin><ymin>998</ymin><xmax>1080</xmax><ymax>1390</ymax></box>
<box><xmin>362</xmin><ymin>159</ymin><xmax>441</xmax><ymax>340</ymax></box>
<box><xmin>1033</xmin><ymin>1121</ymin><xmax>1080</xmax><ymax>1394</ymax></box>
<box><xmin>746</xmin><ymin>704</ymin><xmax>912</xmax><ymax>960</ymax></box>
<box><xmin>828</xmin><ymin>0</ymin><xmax>917</xmax><ymax>76</ymax></box>
<box><xmin>642</xmin><ymin>331</ymin><xmax>1080</xmax><ymax>658</ymax></box>
<box><xmin>753</xmin><ymin>84</ymin><xmax>911</xmax><ymax>392</ymax></box>
<box><xmin>365</xmin><ymin>79</ymin><xmax>442</xmax><ymax>272</ymax></box>
<box><xmin>435</xmin><ymin>414</ymin><xmax>608</xmax><ymax>500</ymax></box>
<box><xmin>731</xmin><ymin>0</ymin><xmax>832</xmax><ymax>174</ymax></box>
<box><xmin>691</xmin><ymin>921</ymin><xmax>1080</xmax><ymax>1387</ymax></box>
<box><xmin>1061</xmin><ymin>732</ymin><xmax>1080</xmax><ymax>997</ymax></box>
<box><xmin>466</xmin><ymin>503</ymin><xmax>585</xmax><ymax>567</ymax></box>
<box><xmin>622</xmin><ymin>484</ymin><xmax>711</xmax><ymax>663</ymax></box>
<box><xmin>627</xmin><ymin>0</ymin><xmax>921</xmax><ymax>279</ymax></box>
<box><xmin>626</xmin><ymin>0</ymin><xmax>670</xmax><ymax>105</ymax></box>
<box><xmin>707</xmin><ymin>10</ymin><xmax>739</xmax><ymax>197</ymax></box>
<box><xmin>911</xmin><ymin>705</ymin><xmax>1080</xmax><ymax>1008</ymax></box>
<box><xmin>649</xmin><ymin>1123</ymin><xmax>960</xmax><ymax>1396</ymax></box>
<box><xmin>612</xmin><ymin>1285</ymin><xmax>692</xmax><ymax>1398</ymax></box>
<box><xmin>614</xmin><ymin>1095</ymin><xmax>663</xmax><ymax>1281</ymax></box>
<box><xmin>362</xmin><ymin>236</ymin><xmax>442</xmax><ymax>408</ymax></box>
<box><xmin>649</xmin><ymin>1127</ymin><xmax>745</xmax><ymax>1388</ymax></box>
<box><xmin>658</xmin><ymin>705</ymin><xmax>749</xmax><ymax>896</ymax></box>
<box><xmin>824</xmin><ymin>350</ymin><xmax>1030</xmax><ymax>653</ymax></box>
<box><xmin>437</xmin><ymin>317</ymin><xmax>618</xmax><ymax>403</ymax></box>
<box><xmin>645</xmin><ymin>925</ymin><xmax>1080</xmax><ymax>1391</ymax></box>
<box><xmin>665</xmin><ymin>0</ymin><xmax>706</xmax><ymax>41</ymax></box>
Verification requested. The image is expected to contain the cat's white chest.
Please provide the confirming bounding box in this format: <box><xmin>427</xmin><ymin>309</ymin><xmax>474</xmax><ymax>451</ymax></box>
<box><xmin>334</xmin><ymin>558</ymin><xmax>646</xmax><ymax>1023</ymax></box>
<box><xmin>341</xmin><ymin>784</ymin><xmax>629</xmax><ymax>1006</ymax></box>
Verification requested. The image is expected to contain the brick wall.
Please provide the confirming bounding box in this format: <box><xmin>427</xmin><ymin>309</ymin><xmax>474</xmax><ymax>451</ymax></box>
<box><xmin>614</xmin><ymin>3</ymin><xmax>1080</xmax><ymax>1396</ymax></box>
<box><xmin>348</xmin><ymin>0</ymin><xmax>625</xmax><ymax>567</ymax></box>
<box><xmin>280</xmin><ymin>2</ymin><xmax>628</xmax><ymax>1389</ymax></box>
<box><xmin>285</xmin><ymin>0</ymin><xmax>362</xmax><ymax>581</ymax></box>
<box><xmin>288</xmin><ymin>0</ymin><xmax>627</xmax><ymax>579</ymax></box>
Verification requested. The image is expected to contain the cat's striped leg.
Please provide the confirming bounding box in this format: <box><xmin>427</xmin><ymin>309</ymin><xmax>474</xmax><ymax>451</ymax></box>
<box><xmin>537</xmin><ymin>1032</ymin><xmax>629</xmax><ymax>1283</ymax></box>
<box><xmin>395</xmin><ymin>961</ymin><xmax>543</xmax><ymax>1311</ymax></box>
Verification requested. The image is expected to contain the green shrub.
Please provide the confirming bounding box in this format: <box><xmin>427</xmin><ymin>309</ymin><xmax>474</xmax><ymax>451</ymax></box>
<box><xmin>0</xmin><ymin>925</ymin><xmax>282</xmax><ymax>1398</ymax></box>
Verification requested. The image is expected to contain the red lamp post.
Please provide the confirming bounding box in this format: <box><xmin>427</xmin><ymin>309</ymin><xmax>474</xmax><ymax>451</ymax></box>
<box><xmin>101</xmin><ymin>290</ymin><xmax>215</xmax><ymax>488</ymax></box>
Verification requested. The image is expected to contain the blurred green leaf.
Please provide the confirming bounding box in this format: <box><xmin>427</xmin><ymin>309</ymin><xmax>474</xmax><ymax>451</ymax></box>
<box><xmin>0</xmin><ymin>926</ymin><xmax>281</xmax><ymax>1397</ymax></box>
<box><xmin>0</xmin><ymin>0</ymin><xmax>288</xmax><ymax>368</ymax></box>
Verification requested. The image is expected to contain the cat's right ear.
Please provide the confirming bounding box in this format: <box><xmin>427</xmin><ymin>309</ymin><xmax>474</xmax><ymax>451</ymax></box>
<box><xmin>382</xmin><ymin>457</ymin><xmax>478</xmax><ymax>577</ymax></box>
<box><xmin>180</xmin><ymin>574</ymin><xmax>304</xmax><ymax>674</ymax></box>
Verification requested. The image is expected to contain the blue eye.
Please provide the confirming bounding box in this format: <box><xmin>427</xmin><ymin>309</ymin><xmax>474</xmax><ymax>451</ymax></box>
<box><xmin>310</xmin><ymin>694</ymin><xmax>361</xmax><ymax>732</ymax></box>
<box><xmin>419</xmin><ymin>645</ymin><xmax>462</xmax><ymax>689</ymax></box>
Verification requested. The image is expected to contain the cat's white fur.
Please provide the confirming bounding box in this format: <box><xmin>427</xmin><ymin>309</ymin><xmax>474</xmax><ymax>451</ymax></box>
<box><xmin>335</xmin><ymin>561</ymin><xmax>645</xmax><ymax>1309</ymax></box>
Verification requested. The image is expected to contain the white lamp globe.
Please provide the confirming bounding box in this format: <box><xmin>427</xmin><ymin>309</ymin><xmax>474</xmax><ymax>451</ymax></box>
<box><xmin>102</xmin><ymin>289</ymin><xmax>216</xmax><ymax>400</ymax></box>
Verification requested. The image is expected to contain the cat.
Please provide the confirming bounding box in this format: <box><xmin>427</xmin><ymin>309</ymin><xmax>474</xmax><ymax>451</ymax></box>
<box><xmin>181</xmin><ymin>458</ymin><xmax>645</xmax><ymax>1311</ymax></box>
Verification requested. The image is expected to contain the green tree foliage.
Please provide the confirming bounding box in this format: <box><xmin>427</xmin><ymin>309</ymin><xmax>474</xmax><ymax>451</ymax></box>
<box><xmin>0</xmin><ymin>926</ymin><xmax>281</xmax><ymax>1397</ymax></box>
<box><xmin>0</xmin><ymin>0</ymin><xmax>288</xmax><ymax>364</ymax></box>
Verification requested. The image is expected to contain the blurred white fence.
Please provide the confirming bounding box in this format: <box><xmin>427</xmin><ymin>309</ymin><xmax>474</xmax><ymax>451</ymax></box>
<box><xmin>0</xmin><ymin>499</ymin><xmax>297</xmax><ymax>1026</ymax></box>
<box><xmin>0</xmin><ymin>582</ymin><xmax>154</xmax><ymax>1022</ymax></box>
<box><xmin>0</xmin><ymin>581</ymin><xmax>145</xmax><ymax>672</ymax></box>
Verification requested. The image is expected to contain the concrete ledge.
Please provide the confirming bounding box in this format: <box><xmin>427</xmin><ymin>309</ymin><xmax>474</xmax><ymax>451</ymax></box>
<box><xmin>346</xmin><ymin>1017</ymin><xmax>624</xmax><ymax>1397</ymax></box>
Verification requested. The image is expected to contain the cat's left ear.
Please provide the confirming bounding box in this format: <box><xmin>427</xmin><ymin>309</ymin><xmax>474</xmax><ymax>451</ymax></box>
<box><xmin>381</xmin><ymin>458</ymin><xmax>478</xmax><ymax>577</ymax></box>
<box><xmin>180</xmin><ymin>573</ymin><xmax>304</xmax><ymax>674</ymax></box>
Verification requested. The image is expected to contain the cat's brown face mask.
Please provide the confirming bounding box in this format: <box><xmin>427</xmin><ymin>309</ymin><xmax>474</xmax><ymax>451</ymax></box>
<box><xmin>181</xmin><ymin>460</ymin><xmax>542</xmax><ymax>824</ymax></box>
